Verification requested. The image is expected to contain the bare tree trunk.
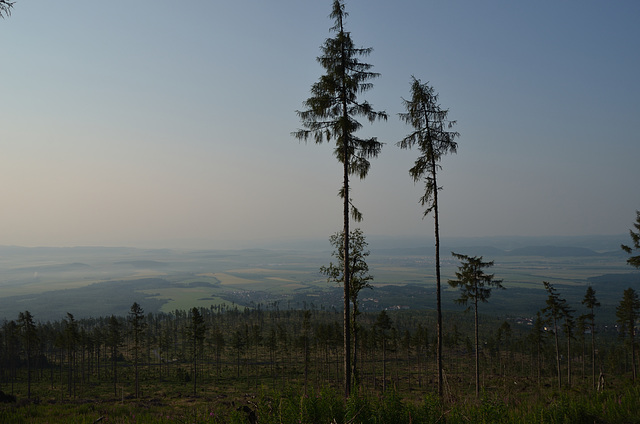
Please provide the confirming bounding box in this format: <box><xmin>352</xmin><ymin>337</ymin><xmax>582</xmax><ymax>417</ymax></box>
<box><xmin>342</xmin><ymin>79</ymin><xmax>351</xmax><ymax>398</ymax></box>
<box><xmin>112</xmin><ymin>348</ymin><xmax>118</xmax><ymax>397</ymax></box>
<box><xmin>537</xmin><ymin>340</ymin><xmax>541</xmax><ymax>386</ymax></box>
<box><xmin>352</xmin><ymin>313</ymin><xmax>358</xmax><ymax>386</ymax></box>
<box><xmin>382</xmin><ymin>335</ymin><xmax>387</xmax><ymax>392</ymax></box>
<box><xmin>432</xmin><ymin>159</ymin><xmax>444</xmax><ymax>399</ymax></box>
<box><xmin>591</xmin><ymin>327</ymin><xmax>596</xmax><ymax>389</ymax></box>
<box><xmin>553</xmin><ymin>317</ymin><xmax>561</xmax><ymax>389</ymax></box>
<box><xmin>567</xmin><ymin>336</ymin><xmax>572</xmax><ymax>387</ymax></box>
<box><xmin>474</xmin><ymin>299</ymin><xmax>480</xmax><ymax>398</ymax></box>
<box><xmin>193</xmin><ymin>344</ymin><xmax>197</xmax><ymax>396</ymax></box>
<box><xmin>632</xmin><ymin>330</ymin><xmax>637</xmax><ymax>382</ymax></box>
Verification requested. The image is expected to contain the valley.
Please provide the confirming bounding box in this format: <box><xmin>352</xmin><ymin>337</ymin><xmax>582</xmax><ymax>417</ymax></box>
<box><xmin>0</xmin><ymin>235</ymin><xmax>636</xmax><ymax>323</ymax></box>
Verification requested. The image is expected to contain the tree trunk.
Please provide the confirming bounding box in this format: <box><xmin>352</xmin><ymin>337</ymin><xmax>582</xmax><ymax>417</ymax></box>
<box><xmin>581</xmin><ymin>335</ymin><xmax>585</xmax><ymax>381</ymax></box>
<box><xmin>352</xmin><ymin>315</ymin><xmax>358</xmax><ymax>386</ymax></box>
<box><xmin>112</xmin><ymin>348</ymin><xmax>118</xmax><ymax>397</ymax></box>
<box><xmin>591</xmin><ymin>324</ymin><xmax>596</xmax><ymax>389</ymax></box>
<box><xmin>342</xmin><ymin>119</ymin><xmax>352</xmax><ymax>398</ymax></box>
<box><xmin>304</xmin><ymin>336</ymin><xmax>309</xmax><ymax>395</ymax></box>
<box><xmin>431</xmin><ymin>157</ymin><xmax>444</xmax><ymax>399</ymax></box>
<box><xmin>193</xmin><ymin>343</ymin><xmax>197</xmax><ymax>396</ymax></box>
<box><xmin>536</xmin><ymin>340</ymin><xmax>541</xmax><ymax>386</ymax></box>
<box><xmin>567</xmin><ymin>335</ymin><xmax>571</xmax><ymax>387</ymax></box>
<box><xmin>474</xmin><ymin>299</ymin><xmax>480</xmax><ymax>398</ymax></box>
<box><xmin>134</xmin><ymin>351</ymin><xmax>139</xmax><ymax>399</ymax></box>
<box><xmin>632</xmin><ymin>327</ymin><xmax>637</xmax><ymax>382</ymax></box>
<box><xmin>382</xmin><ymin>335</ymin><xmax>387</xmax><ymax>392</ymax></box>
<box><xmin>553</xmin><ymin>317</ymin><xmax>561</xmax><ymax>389</ymax></box>
<box><xmin>26</xmin><ymin>349</ymin><xmax>31</xmax><ymax>399</ymax></box>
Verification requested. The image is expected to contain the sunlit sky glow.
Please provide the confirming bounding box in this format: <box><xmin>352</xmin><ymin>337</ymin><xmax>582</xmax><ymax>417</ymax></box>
<box><xmin>2</xmin><ymin>1</ymin><xmax>639</xmax><ymax>248</ymax></box>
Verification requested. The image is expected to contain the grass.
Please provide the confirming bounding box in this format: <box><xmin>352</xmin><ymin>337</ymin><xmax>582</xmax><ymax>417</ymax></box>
<box><xmin>4</xmin><ymin>385</ymin><xmax>639</xmax><ymax>423</ymax></box>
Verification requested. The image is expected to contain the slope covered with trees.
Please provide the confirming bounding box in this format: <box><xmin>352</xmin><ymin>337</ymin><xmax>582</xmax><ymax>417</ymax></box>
<box><xmin>1</xmin><ymin>286</ymin><xmax>639</xmax><ymax>422</ymax></box>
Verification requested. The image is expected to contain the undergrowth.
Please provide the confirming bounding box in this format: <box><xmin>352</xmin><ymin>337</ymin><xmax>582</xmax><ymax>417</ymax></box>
<box><xmin>1</xmin><ymin>385</ymin><xmax>639</xmax><ymax>423</ymax></box>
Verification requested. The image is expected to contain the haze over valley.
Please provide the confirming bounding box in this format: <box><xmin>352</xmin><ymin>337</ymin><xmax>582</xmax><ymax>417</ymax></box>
<box><xmin>0</xmin><ymin>234</ymin><xmax>635</xmax><ymax>322</ymax></box>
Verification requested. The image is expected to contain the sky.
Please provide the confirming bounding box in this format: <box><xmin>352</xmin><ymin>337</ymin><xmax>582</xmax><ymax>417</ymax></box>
<box><xmin>1</xmin><ymin>0</ymin><xmax>639</xmax><ymax>249</ymax></box>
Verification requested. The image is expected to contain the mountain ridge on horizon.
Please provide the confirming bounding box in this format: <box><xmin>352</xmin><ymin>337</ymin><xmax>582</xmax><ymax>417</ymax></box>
<box><xmin>0</xmin><ymin>233</ymin><xmax>628</xmax><ymax>253</ymax></box>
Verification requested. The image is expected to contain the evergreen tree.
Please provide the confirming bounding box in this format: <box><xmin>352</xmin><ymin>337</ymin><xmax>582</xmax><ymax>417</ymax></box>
<box><xmin>2</xmin><ymin>320</ymin><xmax>20</xmax><ymax>390</ymax></box>
<box><xmin>301</xmin><ymin>310</ymin><xmax>311</xmax><ymax>395</ymax></box>
<box><xmin>17</xmin><ymin>311</ymin><xmax>37</xmax><ymax>399</ymax></box>
<box><xmin>92</xmin><ymin>326</ymin><xmax>104</xmax><ymax>382</ymax></box>
<box><xmin>496</xmin><ymin>321</ymin><xmax>512</xmax><ymax>376</ymax></box>
<box><xmin>581</xmin><ymin>286</ymin><xmax>600</xmax><ymax>388</ymax></box>
<box><xmin>397</xmin><ymin>77</ymin><xmax>459</xmax><ymax>397</ymax></box>
<box><xmin>561</xmin><ymin>306</ymin><xmax>576</xmax><ymax>387</ymax></box>
<box><xmin>374</xmin><ymin>310</ymin><xmax>392</xmax><ymax>392</ymax></box>
<box><xmin>320</xmin><ymin>228</ymin><xmax>373</xmax><ymax>385</ymax></box>
<box><xmin>542</xmin><ymin>282</ymin><xmax>571</xmax><ymax>389</ymax></box>
<box><xmin>188</xmin><ymin>307</ymin><xmax>206</xmax><ymax>396</ymax></box>
<box><xmin>293</xmin><ymin>0</ymin><xmax>386</xmax><ymax>397</ymax></box>
<box><xmin>63</xmin><ymin>313</ymin><xmax>79</xmax><ymax>398</ymax></box>
<box><xmin>128</xmin><ymin>302</ymin><xmax>145</xmax><ymax>398</ymax></box>
<box><xmin>616</xmin><ymin>288</ymin><xmax>640</xmax><ymax>381</ymax></box>
<box><xmin>448</xmin><ymin>253</ymin><xmax>504</xmax><ymax>397</ymax></box>
<box><xmin>621</xmin><ymin>210</ymin><xmax>640</xmax><ymax>269</ymax></box>
<box><xmin>212</xmin><ymin>326</ymin><xmax>225</xmax><ymax>380</ymax></box>
<box><xmin>107</xmin><ymin>315</ymin><xmax>122</xmax><ymax>397</ymax></box>
<box><xmin>232</xmin><ymin>329</ymin><xmax>245</xmax><ymax>379</ymax></box>
<box><xmin>527</xmin><ymin>312</ymin><xmax>546</xmax><ymax>385</ymax></box>
<box><xmin>0</xmin><ymin>0</ymin><xmax>14</xmax><ymax>18</ymax></box>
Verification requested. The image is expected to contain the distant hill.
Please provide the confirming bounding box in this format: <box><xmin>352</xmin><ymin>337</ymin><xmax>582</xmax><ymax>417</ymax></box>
<box><xmin>13</xmin><ymin>262</ymin><xmax>92</xmax><ymax>273</ymax></box>
<box><xmin>0</xmin><ymin>237</ymin><xmax>632</xmax><ymax>322</ymax></box>
<box><xmin>443</xmin><ymin>246</ymin><xmax>506</xmax><ymax>258</ymax></box>
<box><xmin>505</xmin><ymin>246</ymin><xmax>600</xmax><ymax>257</ymax></box>
<box><xmin>114</xmin><ymin>260</ymin><xmax>170</xmax><ymax>269</ymax></box>
<box><xmin>256</xmin><ymin>234</ymin><xmax>627</xmax><ymax>252</ymax></box>
<box><xmin>372</xmin><ymin>245</ymin><xmax>607</xmax><ymax>259</ymax></box>
<box><xmin>0</xmin><ymin>278</ymin><xmax>172</xmax><ymax>321</ymax></box>
<box><xmin>587</xmin><ymin>273</ymin><xmax>640</xmax><ymax>289</ymax></box>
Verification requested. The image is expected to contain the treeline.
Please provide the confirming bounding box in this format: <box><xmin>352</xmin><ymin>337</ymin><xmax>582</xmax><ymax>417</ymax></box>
<box><xmin>1</xmin><ymin>286</ymin><xmax>637</xmax><ymax>404</ymax></box>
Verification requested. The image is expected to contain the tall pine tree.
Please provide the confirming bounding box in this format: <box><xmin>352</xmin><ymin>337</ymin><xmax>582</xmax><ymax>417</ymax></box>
<box><xmin>128</xmin><ymin>302</ymin><xmax>145</xmax><ymax>399</ymax></box>
<box><xmin>294</xmin><ymin>0</ymin><xmax>386</xmax><ymax>397</ymax></box>
<box><xmin>397</xmin><ymin>77</ymin><xmax>458</xmax><ymax>397</ymax></box>
<box><xmin>616</xmin><ymin>288</ymin><xmax>640</xmax><ymax>381</ymax></box>
<box><xmin>542</xmin><ymin>282</ymin><xmax>572</xmax><ymax>389</ymax></box>
<box><xmin>448</xmin><ymin>253</ymin><xmax>503</xmax><ymax>397</ymax></box>
<box><xmin>621</xmin><ymin>210</ymin><xmax>640</xmax><ymax>269</ymax></box>
<box><xmin>17</xmin><ymin>311</ymin><xmax>37</xmax><ymax>399</ymax></box>
<box><xmin>581</xmin><ymin>286</ymin><xmax>600</xmax><ymax>389</ymax></box>
<box><xmin>320</xmin><ymin>228</ymin><xmax>373</xmax><ymax>386</ymax></box>
<box><xmin>107</xmin><ymin>315</ymin><xmax>122</xmax><ymax>397</ymax></box>
<box><xmin>188</xmin><ymin>307</ymin><xmax>206</xmax><ymax>396</ymax></box>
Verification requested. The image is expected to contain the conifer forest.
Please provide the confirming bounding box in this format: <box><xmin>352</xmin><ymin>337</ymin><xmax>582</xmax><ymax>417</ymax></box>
<box><xmin>2</xmin><ymin>292</ymin><xmax>640</xmax><ymax>423</ymax></box>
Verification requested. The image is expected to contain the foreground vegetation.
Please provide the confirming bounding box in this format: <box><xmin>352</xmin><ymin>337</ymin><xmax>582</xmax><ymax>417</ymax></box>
<box><xmin>2</xmin><ymin>385</ymin><xmax>640</xmax><ymax>423</ymax></box>
<box><xmin>2</xmin><ymin>303</ymin><xmax>640</xmax><ymax>423</ymax></box>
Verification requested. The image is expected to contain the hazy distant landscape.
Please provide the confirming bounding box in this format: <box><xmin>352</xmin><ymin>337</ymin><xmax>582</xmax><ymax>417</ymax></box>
<box><xmin>1</xmin><ymin>234</ymin><xmax>635</xmax><ymax>323</ymax></box>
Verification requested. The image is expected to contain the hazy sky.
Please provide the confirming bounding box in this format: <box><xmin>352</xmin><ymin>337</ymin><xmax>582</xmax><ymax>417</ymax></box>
<box><xmin>2</xmin><ymin>1</ymin><xmax>639</xmax><ymax>248</ymax></box>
